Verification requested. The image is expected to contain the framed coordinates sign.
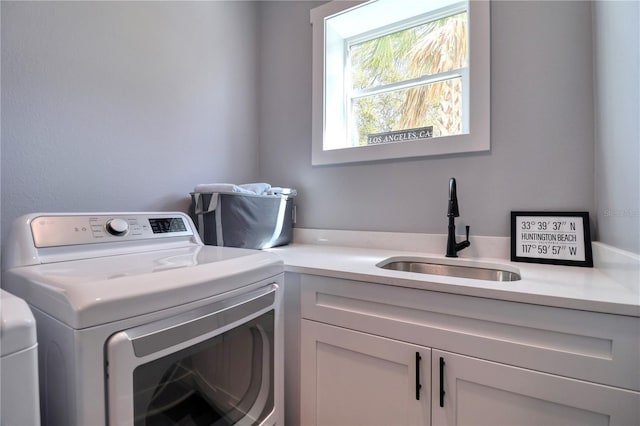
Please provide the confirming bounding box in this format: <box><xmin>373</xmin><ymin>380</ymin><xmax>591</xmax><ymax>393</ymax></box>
<box><xmin>511</xmin><ymin>212</ymin><xmax>593</xmax><ymax>267</ymax></box>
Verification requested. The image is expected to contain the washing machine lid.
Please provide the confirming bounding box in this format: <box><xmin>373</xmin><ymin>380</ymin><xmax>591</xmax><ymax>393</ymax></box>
<box><xmin>3</xmin><ymin>245</ymin><xmax>283</xmax><ymax>329</ymax></box>
<box><xmin>1</xmin><ymin>290</ymin><xmax>37</xmax><ymax>356</ymax></box>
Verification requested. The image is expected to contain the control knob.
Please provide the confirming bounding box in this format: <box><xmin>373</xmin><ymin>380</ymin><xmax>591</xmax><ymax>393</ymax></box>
<box><xmin>105</xmin><ymin>218</ymin><xmax>129</xmax><ymax>236</ymax></box>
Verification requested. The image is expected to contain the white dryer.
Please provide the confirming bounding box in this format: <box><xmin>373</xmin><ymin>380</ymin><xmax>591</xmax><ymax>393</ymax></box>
<box><xmin>0</xmin><ymin>289</ymin><xmax>41</xmax><ymax>425</ymax></box>
<box><xmin>2</xmin><ymin>212</ymin><xmax>284</xmax><ymax>426</ymax></box>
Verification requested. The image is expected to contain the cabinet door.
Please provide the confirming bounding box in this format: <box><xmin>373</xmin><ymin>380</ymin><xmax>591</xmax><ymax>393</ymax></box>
<box><xmin>301</xmin><ymin>320</ymin><xmax>430</xmax><ymax>426</ymax></box>
<box><xmin>432</xmin><ymin>349</ymin><xmax>640</xmax><ymax>426</ymax></box>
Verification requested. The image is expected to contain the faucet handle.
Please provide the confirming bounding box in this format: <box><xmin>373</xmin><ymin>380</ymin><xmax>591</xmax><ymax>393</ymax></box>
<box><xmin>465</xmin><ymin>225</ymin><xmax>470</xmax><ymax>242</ymax></box>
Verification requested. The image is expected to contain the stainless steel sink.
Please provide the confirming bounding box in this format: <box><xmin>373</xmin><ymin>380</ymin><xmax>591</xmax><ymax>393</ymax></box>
<box><xmin>378</xmin><ymin>258</ymin><xmax>521</xmax><ymax>282</ymax></box>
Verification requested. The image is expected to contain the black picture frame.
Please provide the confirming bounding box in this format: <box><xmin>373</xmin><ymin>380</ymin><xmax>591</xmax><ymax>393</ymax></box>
<box><xmin>510</xmin><ymin>211</ymin><xmax>593</xmax><ymax>267</ymax></box>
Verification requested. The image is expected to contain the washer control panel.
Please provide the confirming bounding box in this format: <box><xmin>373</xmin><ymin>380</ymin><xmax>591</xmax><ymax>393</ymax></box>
<box><xmin>30</xmin><ymin>213</ymin><xmax>194</xmax><ymax>248</ymax></box>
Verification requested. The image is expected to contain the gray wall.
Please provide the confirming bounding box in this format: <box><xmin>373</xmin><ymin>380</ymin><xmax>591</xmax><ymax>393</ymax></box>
<box><xmin>593</xmin><ymin>1</ymin><xmax>640</xmax><ymax>254</ymax></box>
<box><xmin>258</xmin><ymin>1</ymin><xmax>596</xmax><ymax>239</ymax></box>
<box><xmin>1</xmin><ymin>1</ymin><xmax>259</xmax><ymax>242</ymax></box>
<box><xmin>2</xmin><ymin>1</ymin><xmax>637</xmax><ymax>254</ymax></box>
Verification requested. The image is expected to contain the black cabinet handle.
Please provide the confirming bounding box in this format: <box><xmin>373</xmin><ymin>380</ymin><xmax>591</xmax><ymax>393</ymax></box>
<box><xmin>439</xmin><ymin>356</ymin><xmax>446</xmax><ymax>407</ymax></box>
<box><xmin>415</xmin><ymin>352</ymin><xmax>422</xmax><ymax>400</ymax></box>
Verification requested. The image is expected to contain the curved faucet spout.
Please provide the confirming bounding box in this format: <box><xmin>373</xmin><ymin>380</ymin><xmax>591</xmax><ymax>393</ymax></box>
<box><xmin>448</xmin><ymin>178</ymin><xmax>459</xmax><ymax>218</ymax></box>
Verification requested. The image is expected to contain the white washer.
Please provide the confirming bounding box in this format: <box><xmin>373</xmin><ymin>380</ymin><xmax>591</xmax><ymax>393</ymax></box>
<box><xmin>2</xmin><ymin>212</ymin><xmax>284</xmax><ymax>426</ymax></box>
<box><xmin>1</xmin><ymin>289</ymin><xmax>41</xmax><ymax>425</ymax></box>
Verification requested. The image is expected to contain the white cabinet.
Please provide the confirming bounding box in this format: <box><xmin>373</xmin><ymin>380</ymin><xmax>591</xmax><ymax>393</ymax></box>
<box><xmin>432</xmin><ymin>350</ymin><xmax>639</xmax><ymax>426</ymax></box>
<box><xmin>301</xmin><ymin>320</ymin><xmax>430</xmax><ymax>426</ymax></box>
<box><xmin>297</xmin><ymin>274</ymin><xmax>640</xmax><ymax>426</ymax></box>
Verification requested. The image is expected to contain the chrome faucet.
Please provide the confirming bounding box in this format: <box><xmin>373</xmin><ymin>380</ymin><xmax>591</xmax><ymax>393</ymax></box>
<box><xmin>446</xmin><ymin>177</ymin><xmax>470</xmax><ymax>257</ymax></box>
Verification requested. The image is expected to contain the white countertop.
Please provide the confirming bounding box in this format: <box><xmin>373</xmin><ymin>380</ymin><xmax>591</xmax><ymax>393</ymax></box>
<box><xmin>268</xmin><ymin>229</ymin><xmax>640</xmax><ymax>317</ymax></box>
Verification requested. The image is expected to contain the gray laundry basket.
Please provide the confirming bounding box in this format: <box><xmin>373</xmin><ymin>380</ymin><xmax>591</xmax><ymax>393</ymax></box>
<box><xmin>189</xmin><ymin>190</ymin><xmax>296</xmax><ymax>249</ymax></box>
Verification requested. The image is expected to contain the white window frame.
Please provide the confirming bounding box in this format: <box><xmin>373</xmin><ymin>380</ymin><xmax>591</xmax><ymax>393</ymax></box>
<box><xmin>310</xmin><ymin>0</ymin><xmax>491</xmax><ymax>166</ymax></box>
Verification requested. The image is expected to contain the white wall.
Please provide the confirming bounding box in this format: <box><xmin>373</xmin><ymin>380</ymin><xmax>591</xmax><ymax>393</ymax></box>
<box><xmin>258</xmin><ymin>1</ymin><xmax>596</xmax><ymax>239</ymax></box>
<box><xmin>593</xmin><ymin>1</ymin><xmax>640</xmax><ymax>254</ymax></box>
<box><xmin>1</xmin><ymin>1</ymin><xmax>259</xmax><ymax>242</ymax></box>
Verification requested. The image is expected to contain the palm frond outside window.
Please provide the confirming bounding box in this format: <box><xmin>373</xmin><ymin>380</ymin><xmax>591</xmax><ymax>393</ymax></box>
<box><xmin>348</xmin><ymin>11</ymin><xmax>468</xmax><ymax>145</ymax></box>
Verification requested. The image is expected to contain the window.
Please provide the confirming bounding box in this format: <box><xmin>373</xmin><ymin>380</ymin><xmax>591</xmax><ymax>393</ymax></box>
<box><xmin>311</xmin><ymin>0</ymin><xmax>490</xmax><ymax>165</ymax></box>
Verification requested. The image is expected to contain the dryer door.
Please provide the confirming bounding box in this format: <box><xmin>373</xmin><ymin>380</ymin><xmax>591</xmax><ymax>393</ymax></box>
<box><xmin>106</xmin><ymin>283</ymin><xmax>279</xmax><ymax>426</ymax></box>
